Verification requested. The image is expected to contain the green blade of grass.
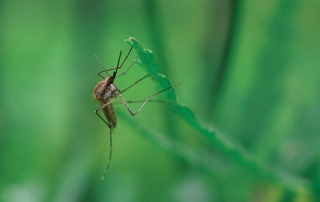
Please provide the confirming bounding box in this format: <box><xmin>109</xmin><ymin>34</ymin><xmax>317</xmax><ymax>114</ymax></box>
<box><xmin>126</xmin><ymin>37</ymin><xmax>177</xmax><ymax>104</ymax></box>
<box><xmin>124</xmin><ymin>37</ymin><xmax>311</xmax><ymax>195</ymax></box>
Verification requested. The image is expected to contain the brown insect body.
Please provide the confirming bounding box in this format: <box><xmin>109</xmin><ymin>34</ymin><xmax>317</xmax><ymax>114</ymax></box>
<box><xmin>93</xmin><ymin>45</ymin><xmax>180</xmax><ymax>180</ymax></box>
<box><xmin>93</xmin><ymin>77</ymin><xmax>119</xmax><ymax>128</ymax></box>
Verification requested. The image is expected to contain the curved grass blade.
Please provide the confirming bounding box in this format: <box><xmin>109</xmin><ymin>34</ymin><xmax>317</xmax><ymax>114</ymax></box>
<box><xmin>126</xmin><ymin>37</ymin><xmax>178</xmax><ymax>103</ymax></box>
<box><xmin>124</xmin><ymin>37</ymin><xmax>311</xmax><ymax>194</ymax></box>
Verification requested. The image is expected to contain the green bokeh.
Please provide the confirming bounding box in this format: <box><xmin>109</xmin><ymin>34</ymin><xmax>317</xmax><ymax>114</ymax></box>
<box><xmin>1</xmin><ymin>1</ymin><xmax>320</xmax><ymax>202</ymax></box>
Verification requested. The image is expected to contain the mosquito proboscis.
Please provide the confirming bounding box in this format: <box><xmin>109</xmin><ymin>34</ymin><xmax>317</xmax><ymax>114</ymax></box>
<box><xmin>93</xmin><ymin>45</ymin><xmax>180</xmax><ymax>180</ymax></box>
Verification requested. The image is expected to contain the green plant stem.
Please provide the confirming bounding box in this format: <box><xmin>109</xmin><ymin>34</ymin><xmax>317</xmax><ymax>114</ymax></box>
<box><xmin>125</xmin><ymin>37</ymin><xmax>311</xmax><ymax>195</ymax></box>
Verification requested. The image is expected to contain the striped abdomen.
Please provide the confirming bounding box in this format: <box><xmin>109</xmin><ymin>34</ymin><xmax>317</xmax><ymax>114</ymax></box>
<box><xmin>101</xmin><ymin>101</ymin><xmax>117</xmax><ymax>128</ymax></box>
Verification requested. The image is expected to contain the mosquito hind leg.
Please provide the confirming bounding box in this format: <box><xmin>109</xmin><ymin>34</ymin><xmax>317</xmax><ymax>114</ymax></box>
<box><xmin>94</xmin><ymin>103</ymin><xmax>115</xmax><ymax>180</ymax></box>
<box><xmin>94</xmin><ymin>109</ymin><xmax>112</xmax><ymax>129</ymax></box>
<box><xmin>101</xmin><ymin>128</ymin><xmax>113</xmax><ymax>181</ymax></box>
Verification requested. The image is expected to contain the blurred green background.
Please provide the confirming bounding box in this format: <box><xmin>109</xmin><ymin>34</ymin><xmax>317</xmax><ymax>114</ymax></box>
<box><xmin>1</xmin><ymin>0</ymin><xmax>320</xmax><ymax>201</ymax></box>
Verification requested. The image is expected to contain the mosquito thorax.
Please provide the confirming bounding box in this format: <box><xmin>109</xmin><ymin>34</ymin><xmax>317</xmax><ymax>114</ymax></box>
<box><xmin>103</xmin><ymin>84</ymin><xmax>118</xmax><ymax>100</ymax></box>
<box><xmin>93</xmin><ymin>77</ymin><xmax>119</xmax><ymax>102</ymax></box>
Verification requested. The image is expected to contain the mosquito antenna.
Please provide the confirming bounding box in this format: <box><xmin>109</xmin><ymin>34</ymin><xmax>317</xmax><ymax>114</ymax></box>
<box><xmin>101</xmin><ymin>129</ymin><xmax>113</xmax><ymax>181</ymax></box>
<box><xmin>94</xmin><ymin>54</ymin><xmax>110</xmax><ymax>76</ymax></box>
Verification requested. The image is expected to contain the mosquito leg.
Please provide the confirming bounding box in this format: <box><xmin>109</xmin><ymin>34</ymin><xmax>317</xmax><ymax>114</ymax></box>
<box><xmin>120</xmin><ymin>74</ymin><xmax>150</xmax><ymax>94</ymax></box>
<box><xmin>101</xmin><ymin>128</ymin><xmax>112</xmax><ymax>181</ymax></box>
<box><xmin>94</xmin><ymin>98</ymin><xmax>116</xmax><ymax>128</ymax></box>
<box><xmin>97</xmin><ymin>70</ymin><xmax>108</xmax><ymax>79</ymax></box>
<box><xmin>116</xmin><ymin>56</ymin><xmax>139</xmax><ymax>78</ymax></box>
<box><xmin>95</xmin><ymin>45</ymin><xmax>134</xmax><ymax>79</ymax></box>
<box><xmin>97</xmin><ymin>56</ymin><xmax>137</xmax><ymax>79</ymax></box>
<box><xmin>117</xmin><ymin>83</ymin><xmax>181</xmax><ymax>116</ymax></box>
<box><xmin>94</xmin><ymin>98</ymin><xmax>117</xmax><ymax>180</ymax></box>
<box><xmin>95</xmin><ymin>49</ymin><xmax>122</xmax><ymax>78</ymax></box>
<box><xmin>112</xmin><ymin>100</ymin><xmax>174</xmax><ymax>106</ymax></box>
<box><xmin>98</xmin><ymin>54</ymin><xmax>138</xmax><ymax>79</ymax></box>
<box><xmin>94</xmin><ymin>108</ymin><xmax>113</xmax><ymax>180</ymax></box>
<box><xmin>95</xmin><ymin>110</ymin><xmax>111</xmax><ymax>128</ymax></box>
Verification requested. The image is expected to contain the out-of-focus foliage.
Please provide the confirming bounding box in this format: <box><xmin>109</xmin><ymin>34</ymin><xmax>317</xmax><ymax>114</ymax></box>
<box><xmin>1</xmin><ymin>1</ymin><xmax>320</xmax><ymax>202</ymax></box>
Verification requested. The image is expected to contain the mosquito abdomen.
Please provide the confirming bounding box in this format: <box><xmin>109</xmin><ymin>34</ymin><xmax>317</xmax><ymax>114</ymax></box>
<box><xmin>102</xmin><ymin>102</ymin><xmax>117</xmax><ymax>128</ymax></box>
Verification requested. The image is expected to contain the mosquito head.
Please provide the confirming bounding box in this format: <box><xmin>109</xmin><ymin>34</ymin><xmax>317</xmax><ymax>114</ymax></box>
<box><xmin>109</xmin><ymin>71</ymin><xmax>117</xmax><ymax>83</ymax></box>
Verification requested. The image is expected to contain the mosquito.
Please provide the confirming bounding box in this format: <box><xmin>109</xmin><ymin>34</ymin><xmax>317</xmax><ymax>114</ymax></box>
<box><xmin>93</xmin><ymin>45</ymin><xmax>179</xmax><ymax>180</ymax></box>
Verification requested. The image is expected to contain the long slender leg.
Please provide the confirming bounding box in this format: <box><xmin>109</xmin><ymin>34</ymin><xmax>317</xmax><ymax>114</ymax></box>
<box><xmin>94</xmin><ymin>98</ymin><xmax>116</xmax><ymax>127</ymax></box>
<box><xmin>117</xmin><ymin>82</ymin><xmax>181</xmax><ymax>116</ymax></box>
<box><xmin>95</xmin><ymin>46</ymin><xmax>134</xmax><ymax>79</ymax></box>
<box><xmin>94</xmin><ymin>98</ymin><xmax>116</xmax><ymax>180</ymax></box>
<box><xmin>112</xmin><ymin>99</ymin><xmax>179</xmax><ymax>107</ymax></box>
<box><xmin>101</xmin><ymin>129</ymin><xmax>112</xmax><ymax>181</ymax></box>
<box><xmin>94</xmin><ymin>109</ymin><xmax>113</xmax><ymax>180</ymax></box>
<box><xmin>95</xmin><ymin>111</ymin><xmax>111</xmax><ymax>128</ymax></box>
<box><xmin>96</xmin><ymin>55</ymin><xmax>139</xmax><ymax>79</ymax></box>
<box><xmin>120</xmin><ymin>74</ymin><xmax>150</xmax><ymax>94</ymax></box>
<box><xmin>116</xmin><ymin>56</ymin><xmax>139</xmax><ymax>78</ymax></box>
